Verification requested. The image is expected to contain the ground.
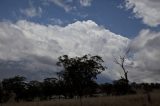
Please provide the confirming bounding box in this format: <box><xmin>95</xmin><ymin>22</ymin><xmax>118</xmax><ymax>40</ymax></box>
<box><xmin>1</xmin><ymin>90</ymin><xmax>160</xmax><ymax>106</ymax></box>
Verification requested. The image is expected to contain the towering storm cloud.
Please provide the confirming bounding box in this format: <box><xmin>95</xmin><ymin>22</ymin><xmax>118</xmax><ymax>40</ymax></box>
<box><xmin>0</xmin><ymin>20</ymin><xmax>129</xmax><ymax>81</ymax></box>
<box><xmin>0</xmin><ymin>0</ymin><xmax>160</xmax><ymax>83</ymax></box>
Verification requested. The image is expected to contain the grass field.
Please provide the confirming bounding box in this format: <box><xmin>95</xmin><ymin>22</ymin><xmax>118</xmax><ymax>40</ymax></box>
<box><xmin>1</xmin><ymin>90</ymin><xmax>160</xmax><ymax>106</ymax></box>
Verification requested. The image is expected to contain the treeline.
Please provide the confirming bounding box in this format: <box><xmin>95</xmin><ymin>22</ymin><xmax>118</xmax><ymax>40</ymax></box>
<box><xmin>0</xmin><ymin>76</ymin><xmax>160</xmax><ymax>103</ymax></box>
<box><xmin>0</xmin><ymin>54</ymin><xmax>160</xmax><ymax>103</ymax></box>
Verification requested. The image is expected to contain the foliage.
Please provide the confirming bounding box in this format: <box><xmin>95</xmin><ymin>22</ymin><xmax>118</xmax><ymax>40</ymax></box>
<box><xmin>0</xmin><ymin>55</ymin><xmax>160</xmax><ymax>102</ymax></box>
<box><xmin>2</xmin><ymin>76</ymin><xmax>27</xmax><ymax>102</ymax></box>
<box><xmin>57</xmin><ymin>54</ymin><xmax>105</xmax><ymax>97</ymax></box>
<box><xmin>113</xmin><ymin>79</ymin><xmax>131</xmax><ymax>95</ymax></box>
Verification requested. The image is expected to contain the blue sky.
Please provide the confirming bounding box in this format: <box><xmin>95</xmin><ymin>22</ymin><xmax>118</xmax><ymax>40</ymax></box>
<box><xmin>0</xmin><ymin>0</ymin><xmax>159</xmax><ymax>38</ymax></box>
<box><xmin>0</xmin><ymin>0</ymin><xmax>160</xmax><ymax>82</ymax></box>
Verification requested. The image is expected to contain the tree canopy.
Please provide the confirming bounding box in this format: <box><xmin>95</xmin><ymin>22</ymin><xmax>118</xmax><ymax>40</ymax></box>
<box><xmin>57</xmin><ymin>54</ymin><xmax>105</xmax><ymax>97</ymax></box>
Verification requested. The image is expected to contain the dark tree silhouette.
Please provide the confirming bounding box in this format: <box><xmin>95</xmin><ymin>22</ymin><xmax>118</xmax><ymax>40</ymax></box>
<box><xmin>113</xmin><ymin>79</ymin><xmax>131</xmax><ymax>95</ymax></box>
<box><xmin>2</xmin><ymin>76</ymin><xmax>27</xmax><ymax>102</ymax></box>
<box><xmin>100</xmin><ymin>83</ymin><xmax>113</xmax><ymax>95</ymax></box>
<box><xmin>0</xmin><ymin>81</ymin><xmax>12</xmax><ymax>103</ymax></box>
<box><xmin>26</xmin><ymin>80</ymin><xmax>42</xmax><ymax>101</ymax></box>
<box><xmin>56</xmin><ymin>72</ymin><xmax>68</xmax><ymax>99</ymax></box>
<box><xmin>114</xmin><ymin>48</ymin><xmax>131</xmax><ymax>82</ymax></box>
<box><xmin>57</xmin><ymin>54</ymin><xmax>105</xmax><ymax>98</ymax></box>
<box><xmin>42</xmin><ymin>78</ymin><xmax>57</xmax><ymax>100</ymax></box>
<box><xmin>0</xmin><ymin>81</ymin><xmax>9</xmax><ymax>103</ymax></box>
<box><xmin>0</xmin><ymin>81</ymin><xmax>4</xmax><ymax>103</ymax></box>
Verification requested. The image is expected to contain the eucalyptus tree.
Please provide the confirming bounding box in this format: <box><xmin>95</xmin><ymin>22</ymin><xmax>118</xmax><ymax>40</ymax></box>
<box><xmin>57</xmin><ymin>54</ymin><xmax>106</xmax><ymax>98</ymax></box>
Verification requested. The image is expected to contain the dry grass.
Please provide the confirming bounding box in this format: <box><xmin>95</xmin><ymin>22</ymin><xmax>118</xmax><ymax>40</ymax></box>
<box><xmin>1</xmin><ymin>90</ymin><xmax>160</xmax><ymax>106</ymax></box>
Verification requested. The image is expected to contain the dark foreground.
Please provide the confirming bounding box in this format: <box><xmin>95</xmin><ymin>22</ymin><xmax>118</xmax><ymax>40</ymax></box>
<box><xmin>2</xmin><ymin>90</ymin><xmax>160</xmax><ymax>106</ymax></box>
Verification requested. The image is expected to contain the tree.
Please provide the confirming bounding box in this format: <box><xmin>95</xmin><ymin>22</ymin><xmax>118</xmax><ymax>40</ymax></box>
<box><xmin>113</xmin><ymin>79</ymin><xmax>131</xmax><ymax>95</ymax></box>
<box><xmin>0</xmin><ymin>82</ymin><xmax>3</xmax><ymax>103</ymax></box>
<box><xmin>0</xmin><ymin>81</ymin><xmax>10</xmax><ymax>103</ymax></box>
<box><xmin>100</xmin><ymin>83</ymin><xmax>113</xmax><ymax>95</ymax></box>
<box><xmin>2</xmin><ymin>76</ymin><xmax>27</xmax><ymax>102</ymax></box>
<box><xmin>26</xmin><ymin>80</ymin><xmax>42</xmax><ymax>101</ymax></box>
<box><xmin>114</xmin><ymin>48</ymin><xmax>131</xmax><ymax>82</ymax></box>
<box><xmin>42</xmin><ymin>78</ymin><xmax>57</xmax><ymax>100</ymax></box>
<box><xmin>57</xmin><ymin>54</ymin><xmax>105</xmax><ymax>98</ymax></box>
<box><xmin>113</xmin><ymin>48</ymin><xmax>136</xmax><ymax>95</ymax></box>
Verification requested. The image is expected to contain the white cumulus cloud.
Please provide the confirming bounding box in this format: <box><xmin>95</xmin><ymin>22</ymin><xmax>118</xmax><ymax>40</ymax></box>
<box><xmin>1</xmin><ymin>20</ymin><xmax>160</xmax><ymax>83</ymax></box>
<box><xmin>48</xmin><ymin>0</ymin><xmax>74</xmax><ymax>12</ymax></box>
<box><xmin>125</xmin><ymin>0</ymin><xmax>160</xmax><ymax>27</ymax></box>
<box><xmin>20</xmin><ymin>1</ymin><xmax>42</xmax><ymax>18</ymax></box>
<box><xmin>80</xmin><ymin>0</ymin><xmax>93</xmax><ymax>7</ymax></box>
<box><xmin>129</xmin><ymin>29</ymin><xmax>160</xmax><ymax>83</ymax></box>
<box><xmin>0</xmin><ymin>20</ymin><xmax>129</xmax><ymax>81</ymax></box>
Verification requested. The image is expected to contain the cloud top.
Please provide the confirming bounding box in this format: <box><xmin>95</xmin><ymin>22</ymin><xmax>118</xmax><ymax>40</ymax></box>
<box><xmin>0</xmin><ymin>20</ymin><xmax>129</xmax><ymax>81</ymax></box>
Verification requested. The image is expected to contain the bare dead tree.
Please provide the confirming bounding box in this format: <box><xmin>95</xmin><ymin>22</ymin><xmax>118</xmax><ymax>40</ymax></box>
<box><xmin>114</xmin><ymin>48</ymin><xmax>131</xmax><ymax>82</ymax></box>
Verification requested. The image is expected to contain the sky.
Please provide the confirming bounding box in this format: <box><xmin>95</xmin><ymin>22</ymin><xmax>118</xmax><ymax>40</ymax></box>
<box><xmin>0</xmin><ymin>0</ymin><xmax>160</xmax><ymax>83</ymax></box>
